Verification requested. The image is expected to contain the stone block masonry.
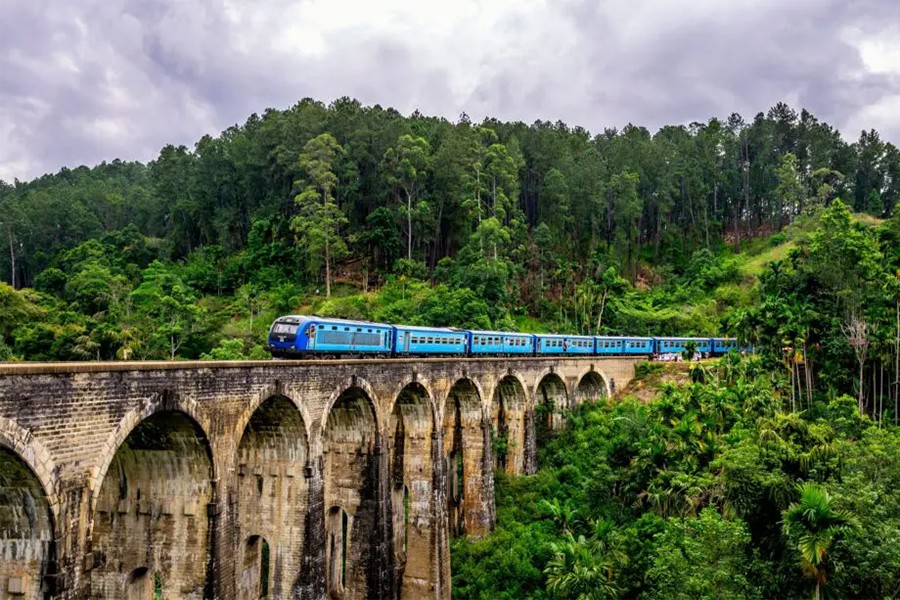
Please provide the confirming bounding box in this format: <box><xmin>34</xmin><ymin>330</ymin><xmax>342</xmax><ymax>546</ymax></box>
<box><xmin>0</xmin><ymin>356</ymin><xmax>638</xmax><ymax>599</ymax></box>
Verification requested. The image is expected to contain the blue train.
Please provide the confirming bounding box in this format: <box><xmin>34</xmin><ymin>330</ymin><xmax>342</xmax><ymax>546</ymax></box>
<box><xmin>266</xmin><ymin>315</ymin><xmax>751</xmax><ymax>359</ymax></box>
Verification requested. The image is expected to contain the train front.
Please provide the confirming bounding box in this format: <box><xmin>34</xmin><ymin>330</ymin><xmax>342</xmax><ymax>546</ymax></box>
<box><xmin>266</xmin><ymin>315</ymin><xmax>310</xmax><ymax>358</ymax></box>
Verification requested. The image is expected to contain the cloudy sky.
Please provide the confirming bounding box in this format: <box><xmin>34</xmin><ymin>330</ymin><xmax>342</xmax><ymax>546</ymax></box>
<box><xmin>1</xmin><ymin>0</ymin><xmax>899</xmax><ymax>182</ymax></box>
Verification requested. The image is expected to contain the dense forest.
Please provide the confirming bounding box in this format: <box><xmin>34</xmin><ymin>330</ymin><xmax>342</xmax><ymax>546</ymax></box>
<box><xmin>453</xmin><ymin>357</ymin><xmax>900</xmax><ymax>599</ymax></box>
<box><xmin>2</xmin><ymin>98</ymin><xmax>900</xmax><ymax>597</ymax></box>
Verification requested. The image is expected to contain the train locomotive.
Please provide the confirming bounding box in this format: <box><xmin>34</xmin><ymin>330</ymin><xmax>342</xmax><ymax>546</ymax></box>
<box><xmin>266</xmin><ymin>315</ymin><xmax>751</xmax><ymax>359</ymax></box>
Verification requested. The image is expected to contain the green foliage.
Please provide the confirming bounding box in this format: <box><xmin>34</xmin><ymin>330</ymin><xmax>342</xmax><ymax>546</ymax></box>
<box><xmin>453</xmin><ymin>356</ymin><xmax>898</xmax><ymax>599</ymax></box>
<box><xmin>644</xmin><ymin>508</ymin><xmax>759</xmax><ymax>600</ymax></box>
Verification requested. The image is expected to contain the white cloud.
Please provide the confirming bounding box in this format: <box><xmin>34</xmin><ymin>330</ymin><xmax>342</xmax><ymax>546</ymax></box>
<box><xmin>0</xmin><ymin>0</ymin><xmax>898</xmax><ymax>181</ymax></box>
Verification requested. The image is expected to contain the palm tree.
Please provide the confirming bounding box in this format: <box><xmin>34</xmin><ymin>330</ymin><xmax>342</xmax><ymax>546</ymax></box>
<box><xmin>544</xmin><ymin>529</ymin><xmax>623</xmax><ymax>599</ymax></box>
<box><xmin>539</xmin><ymin>498</ymin><xmax>580</xmax><ymax>534</ymax></box>
<box><xmin>781</xmin><ymin>483</ymin><xmax>855</xmax><ymax>600</ymax></box>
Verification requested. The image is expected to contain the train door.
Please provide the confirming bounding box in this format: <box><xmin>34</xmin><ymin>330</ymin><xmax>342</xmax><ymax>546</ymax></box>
<box><xmin>399</xmin><ymin>331</ymin><xmax>410</xmax><ymax>353</ymax></box>
<box><xmin>308</xmin><ymin>324</ymin><xmax>317</xmax><ymax>350</ymax></box>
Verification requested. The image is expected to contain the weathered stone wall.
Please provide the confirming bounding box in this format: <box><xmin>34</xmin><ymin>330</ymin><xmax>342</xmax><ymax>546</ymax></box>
<box><xmin>0</xmin><ymin>356</ymin><xmax>638</xmax><ymax>599</ymax></box>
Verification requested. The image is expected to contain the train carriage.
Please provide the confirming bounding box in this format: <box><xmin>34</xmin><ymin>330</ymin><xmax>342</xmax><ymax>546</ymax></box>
<box><xmin>593</xmin><ymin>336</ymin><xmax>654</xmax><ymax>355</ymax></box>
<box><xmin>393</xmin><ymin>325</ymin><xmax>467</xmax><ymax>355</ymax></box>
<box><xmin>654</xmin><ymin>337</ymin><xmax>712</xmax><ymax>356</ymax></box>
<box><xmin>267</xmin><ymin>316</ymin><xmax>394</xmax><ymax>357</ymax></box>
<box><xmin>712</xmin><ymin>337</ymin><xmax>740</xmax><ymax>354</ymax></box>
<box><xmin>535</xmin><ymin>334</ymin><xmax>595</xmax><ymax>355</ymax></box>
<box><xmin>468</xmin><ymin>330</ymin><xmax>535</xmax><ymax>355</ymax></box>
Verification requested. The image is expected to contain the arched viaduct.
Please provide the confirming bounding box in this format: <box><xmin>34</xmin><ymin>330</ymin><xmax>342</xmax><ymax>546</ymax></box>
<box><xmin>0</xmin><ymin>356</ymin><xmax>638</xmax><ymax>599</ymax></box>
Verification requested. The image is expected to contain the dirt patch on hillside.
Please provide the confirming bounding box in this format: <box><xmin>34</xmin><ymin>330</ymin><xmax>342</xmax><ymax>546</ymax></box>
<box><xmin>615</xmin><ymin>361</ymin><xmax>696</xmax><ymax>403</ymax></box>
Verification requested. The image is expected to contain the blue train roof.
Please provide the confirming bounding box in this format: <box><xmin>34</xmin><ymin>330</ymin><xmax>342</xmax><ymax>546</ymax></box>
<box><xmin>535</xmin><ymin>333</ymin><xmax>594</xmax><ymax>338</ymax></box>
<box><xmin>394</xmin><ymin>324</ymin><xmax>464</xmax><ymax>333</ymax></box>
<box><xmin>274</xmin><ymin>315</ymin><xmax>390</xmax><ymax>328</ymax></box>
<box><xmin>468</xmin><ymin>329</ymin><xmax>533</xmax><ymax>336</ymax></box>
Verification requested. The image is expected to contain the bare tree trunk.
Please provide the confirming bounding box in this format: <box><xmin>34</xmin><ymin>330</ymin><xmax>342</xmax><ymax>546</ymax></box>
<box><xmin>803</xmin><ymin>336</ymin><xmax>812</xmax><ymax>404</ymax></box>
<box><xmin>790</xmin><ymin>358</ymin><xmax>796</xmax><ymax>412</ymax></box>
<box><xmin>7</xmin><ymin>225</ymin><xmax>15</xmax><ymax>289</ymax></box>
<box><xmin>843</xmin><ymin>314</ymin><xmax>870</xmax><ymax>415</ymax></box>
<box><xmin>406</xmin><ymin>189</ymin><xmax>413</xmax><ymax>261</ymax></box>
<box><xmin>859</xmin><ymin>361</ymin><xmax>865</xmax><ymax>414</ymax></box>
<box><xmin>325</xmin><ymin>237</ymin><xmax>331</xmax><ymax>298</ymax></box>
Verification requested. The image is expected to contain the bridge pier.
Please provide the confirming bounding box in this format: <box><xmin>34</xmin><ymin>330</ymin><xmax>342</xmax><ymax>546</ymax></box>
<box><xmin>0</xmin><ymin>357</ymin><xmax>638</xmax><ymax>599</ymax></box>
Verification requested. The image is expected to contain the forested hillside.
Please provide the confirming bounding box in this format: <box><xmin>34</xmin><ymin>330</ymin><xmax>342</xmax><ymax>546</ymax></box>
<box><xmin>0</xmin><ymin>99</ymin><xmax>898</xmax><ymax>390</ymax></box>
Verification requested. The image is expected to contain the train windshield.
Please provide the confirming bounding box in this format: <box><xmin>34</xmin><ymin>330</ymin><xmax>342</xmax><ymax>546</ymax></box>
<box><xmin>272</xmin><ymin>322</ymin><xmax>298</xmax><ymax>335</ymax></box>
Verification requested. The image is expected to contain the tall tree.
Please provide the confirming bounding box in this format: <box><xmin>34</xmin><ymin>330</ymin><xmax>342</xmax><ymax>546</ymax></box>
<box><xmin>291</xmin><ymin>133</ymin><xmax>348</xmax><ymax>297</ymax></box>
<box><xmin>384</xmin><ymin>134</ymin><xmax>432</xmax><ymax>260</ymax></box>
<box><xmin>782</xmin><ymin>483</ymin><xmax>854</xmax><ymax>600</ymax></box>
<box><xmin>776</xmin><ymin>152</ymin><xmax>803</xmax><ymax>231</ymax></box>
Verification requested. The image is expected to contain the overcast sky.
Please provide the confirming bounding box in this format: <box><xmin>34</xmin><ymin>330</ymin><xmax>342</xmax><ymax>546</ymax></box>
<box><xmin>1</xmin><ymin>0</ymin><xmax>898</xmax><ymax>182</ymax></box>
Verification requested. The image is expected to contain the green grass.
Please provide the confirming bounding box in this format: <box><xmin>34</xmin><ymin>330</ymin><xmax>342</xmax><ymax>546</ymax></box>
<box><xmin>737</xmin><ymin>240</ymin><xmax>796</xmax><ymax>277</ymax></box>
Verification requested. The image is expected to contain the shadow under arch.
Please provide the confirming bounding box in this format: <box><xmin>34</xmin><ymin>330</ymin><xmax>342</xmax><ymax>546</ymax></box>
<box><xmin>89</xmin><ymin>394</ymin><xmax>217</xmax><ymax>512</ymax></box>
<box><xmin>0</xmin><ymin>443</ymin><xmax>57</xmax><ymax>598</ymax></box>
<box><xmin>576</xmin><ymin>370</ymin><xmax>609</xmax><ymax>405</ymax></box>
<box><xmin>388</xmin><ymin>381</ymin><xmax>436</xmax><ymax>597</ymax></box>
<box><xmin>534</xmin><ymin>372</ymin><xmax>569</xmax><ymax>445</ymax></box>
<box><xmin>490</xmin><ymin>375</ymin><xmax>528</xmax><ymax>475</ymax></box>
<box><xmin>0</xmin><ymin>415</ymin><xmax>59</xmax><ymax>522</ymax></box>
<box><xmin>442</xmin><ymin>378</ymin><xmax>493</xmax><ymax>537</ymax></box>
<box><xmin>235</xmin><ymin>394</ymin><xmax>308</xmax><ymax>599</ymax></box>
<box><xmin>232</xmin><ymin>384</ymin><xmax>313</xmax><ymax>460</ymax></box>
<box><xmin>323</xmin><ymin>384</ymin><xmax>381</xmax><ymax>599</ymax></box>
<box><xmin>90</xmin><ymin>409</ymin><xmax>215</xmax><ymax>599</ymax></box>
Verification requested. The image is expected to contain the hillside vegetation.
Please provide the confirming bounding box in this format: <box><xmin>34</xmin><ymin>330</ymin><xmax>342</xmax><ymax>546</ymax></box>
<box><xmin>452</xmin><ymin>356</ymin><xmax>900</xmax><ymax>599</ymax></box>
<box><xmin>2</xmin><ymin>98</ymin><xmax>898</xmax><ymax>362</ymax></box>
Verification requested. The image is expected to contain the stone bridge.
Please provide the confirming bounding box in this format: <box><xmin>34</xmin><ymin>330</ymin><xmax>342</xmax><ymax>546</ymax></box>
<box><xmin>0</xmin><ymin>356</ymin><xmax>639</xmax><ymax>599</ymax></box>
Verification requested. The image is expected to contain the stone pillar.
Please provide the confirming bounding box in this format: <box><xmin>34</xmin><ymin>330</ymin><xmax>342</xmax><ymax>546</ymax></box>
<box><xmin>431</xmin><ymin>428</ymin><xmax>451</xmax><ymax>599</ymax></box>
<box><xmin>523</xmin><ymin>407</ymin><xmax>537</xmax><ymax>475</ymax></box>
<box><xmin>295</xmin><ymin>456</ymin><xmax>325</xmax><ymax>600</ymax></box>
<box><xmin>480</xmin><ymin>415</ymin><xmax>496</xmax><ymax>534</ymax></box>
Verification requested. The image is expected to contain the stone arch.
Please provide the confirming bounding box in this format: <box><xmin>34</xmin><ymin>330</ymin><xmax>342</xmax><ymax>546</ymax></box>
<box><xmin>442</xmin><ymin>378</ymin><xmax>492</xmax><ymax>537</ymax></box>
<box><xmin>0</xmin><ymin>444</ymin><xmax>56</xmax><ymax>598</ymax></box>
<box><xmin>318</xmin><ymin>377</ymin><xmax>381</xmax><ymax>450</ymax></box>
<box><xmin>124</xmin><ymin>567</ymin><xmax>160</xmax><ymax>600</ymax></box>
<box><xmin>239</xmin><ymin>535</ymin><xmax>271</xmax><ymax>600</ymax></box>
<box><xmin>235</xmin><ymin>395</ymin><xmax>308</xmax><ymax>599</ymax></box>
<box><xmin>233</xmin><ymin>384</ymin><xmax>313</xmax><ymax>458</ymax></box>
<box><xmin>90</xmin><ymin>410</ymin><xmax>214</xmax><ymax>599</ymax></box>
<box><xmin>534</xmin><ymin>372</ymin><xmax>569</xmax><ymax>442</ymax></box>
<box><xmin>490</xmin><ymin>375</ymin><xmax>528</xmax><ymax>475</ymax></box>
<box><xmin>388</xmin><ymin>381</ymin><xmax>435</xmax><ymax>597</ymax></box>
<box><xmin>0</xmin><ymin>416</ymin><xmax>58</xmax><ymax>521</ymax></box>
<box><xmin>576</xmin><ymin>370</ymin><xmax>609</xmax><ymax>405</ymax></box>
<box><xmin>90</xmin><ymin>393</ymin><xmax>216</xmax><ymax>510</ymax></box>
<box><xmin>323</xmin><ymin>385</ymin><xmax>380</xmax><ymax>599</ymax></box>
